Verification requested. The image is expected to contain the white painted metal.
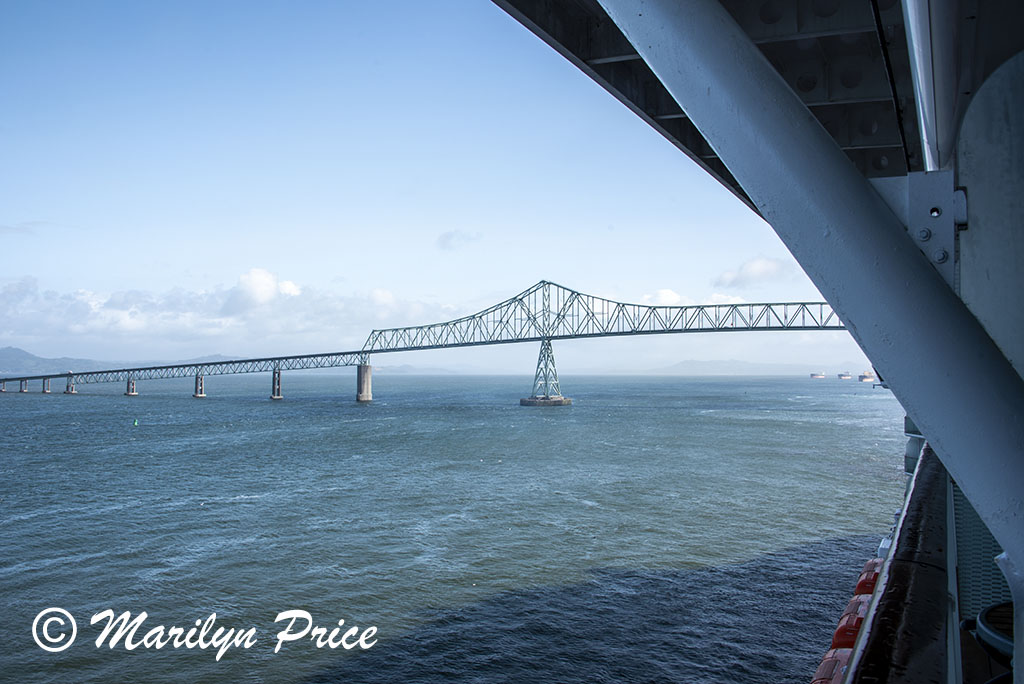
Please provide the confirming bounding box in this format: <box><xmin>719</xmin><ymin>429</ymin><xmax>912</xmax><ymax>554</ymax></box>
<box><xmin>907</xmin><ymin>171</ymin><xmax>957</xmax><ymax>289</ymax></box>
<box><xmin>958</xmin><ymin>51</ymin><xmax>1024</xmax><ymax>677</ymax></box>
<box><xmin>871</xmin><ymin>171</ymin><xmax>959</xmax><ymax>290</ymax></box>
<box><xmin>902</xmin><ymin>0</ymin><xmax>940</xmax><ymax>170</ymax></box>
<box><xmin>595</xmin><ymin>4</ymin><xmax>1024</xmax><ymax>675</ymax></box>
<box><xmin>903</xmin><ymin>0</ymin><xmax>964</xmax><ymax>171</ymax></box>
<box><xmin>958</xmin><ymin>52</ymin><xmax>1024</xmax><ymax>379</ymax></box>
<box><xmin>996</xmin><ymin>552</ymin><xmax>1023</xmax><ymax>682</ymax></box>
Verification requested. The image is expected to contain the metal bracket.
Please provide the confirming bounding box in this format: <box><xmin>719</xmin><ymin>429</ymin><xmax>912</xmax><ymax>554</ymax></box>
<box><xmin>908</xmin><ymin>170</ymin><xmax>959</xmax><ymax>290</ymax></box>
<box><xmin>953</xmin><ymin>188</ymin><xmax>968</xmax><ymax>228</ymax></box>
<box><xmin>870</xmin><ymin>171</ymin><xmax>963</xmax><ymax>291</ymax></box>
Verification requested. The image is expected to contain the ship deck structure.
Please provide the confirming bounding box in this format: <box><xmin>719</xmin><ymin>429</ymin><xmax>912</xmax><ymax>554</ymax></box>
<box><xmin>488</xmin><ymin>0</ymin><xmax>1024</xmax><ymax>681</ymax></box>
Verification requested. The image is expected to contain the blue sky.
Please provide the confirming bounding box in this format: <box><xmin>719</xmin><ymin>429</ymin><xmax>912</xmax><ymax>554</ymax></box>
<box><xmin>0</xmin><ymin>0</ymin><xmax>868</xmax><ymax>372</ymax></box>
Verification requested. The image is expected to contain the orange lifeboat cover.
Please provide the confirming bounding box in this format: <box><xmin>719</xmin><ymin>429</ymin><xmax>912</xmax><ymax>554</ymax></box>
<box><xmin>812</xmin><ymin>648</ymin><xmax>852</xmax><ymax>684</ymax></box>
<box><xmin>831</xmin><ymin>594</ymin><xmax>872</xmax><ymax>649</ymax></box>
<box><xmin>855</xmin><ymin>558</ymin><xmax>884</xmax><ymax>595</ymax></box>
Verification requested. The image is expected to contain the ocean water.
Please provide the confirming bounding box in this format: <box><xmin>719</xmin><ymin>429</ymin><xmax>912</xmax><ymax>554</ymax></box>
<box><xmin>1</xmin><ymin>374</ymin><xmax>906</xmax><ymax>683</ymax></box>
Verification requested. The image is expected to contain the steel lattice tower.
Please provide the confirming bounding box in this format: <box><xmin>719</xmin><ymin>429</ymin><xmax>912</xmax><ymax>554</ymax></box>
<box><xmin>529</xmin><ymin>338</ymin><xmax>562</xmax><ymax>399</ymax></box>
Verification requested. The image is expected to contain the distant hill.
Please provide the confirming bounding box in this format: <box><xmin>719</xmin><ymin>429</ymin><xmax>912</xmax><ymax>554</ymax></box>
<box><xmin>641</xmin><ymin>359</ymin><xmax>865</xmax><ymax>376</ymax></box>
<box><xmin>374</xmin><ymin>364</ymin><xmax>456</xmax><ymax>375</ymax></box>
<box><xmin>0</xmin><ymin>347</ymin><xmax>461</xmax><ymax>377</ymax></box>
<box><xmin>0</xmin><ymin>347</ymin><xmax>238</xmax><ymax>376</ymax></box>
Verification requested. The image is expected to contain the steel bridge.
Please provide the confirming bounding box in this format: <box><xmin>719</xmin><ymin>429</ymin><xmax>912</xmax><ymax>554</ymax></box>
<box><xmin>0</xmin><ymin>280</ymin><xmax>843</xmax><ymax>403</ymax></box>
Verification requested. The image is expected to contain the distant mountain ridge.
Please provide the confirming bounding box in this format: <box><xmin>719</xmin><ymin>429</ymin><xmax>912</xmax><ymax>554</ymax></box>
<box><xmin>0</xmin><ymin>347</ymin><xmax>237</xmax><ymax>376</ymax></box>
<box><xmin>374</xmin><ymin>364</ymin><xmax>456</xmax><ymax>375</ymax></box>
<box><xmin>0</xmin><ymin>347</ymin><xmax>459</xmax><ymax>378</ymax></box>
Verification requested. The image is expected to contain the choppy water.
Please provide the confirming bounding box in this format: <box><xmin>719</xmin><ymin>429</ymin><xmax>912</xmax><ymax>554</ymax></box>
<box><xmin>1</xmin><ymin>374</ymin><xmax>905</xmax><ymax>683</ymax></box>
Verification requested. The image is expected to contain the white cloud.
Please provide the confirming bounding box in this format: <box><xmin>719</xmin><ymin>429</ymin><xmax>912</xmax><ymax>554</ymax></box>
<box><xmin>639</xmin><ymin>289</ymin><xmax>745</xmax><ymax>307</ymax></box>
<box><xmin>641</xmin><ymin>289</ymin><xmax>695</xmax><ymax>306</ymax></box>
<box><xmin>370</xmin><ymin>288</ymin><xmax>395</xmax><ymax>306</ymax></box>
<box><xmin>278</xmin><ymin>280</ymin><xmax>301</xmax><ymax>297</ymax></box>
<box><xmin>0</xmin><ymin>224</ymin><xmax>32</xmax><ymax>236</ymax></box>
<box><xmin>706</xmin><ymin>293</ymin><xmax>747</xmax><ymax>305</ymax></box>
<box><xmin>436</xmin><ymin>230</ymin><xmax>480</xmax><ymax>251</ymax></box>
<box><xmin>238</xmin><ymin>267</ymin><xmax>279</xmax><ymax>305</ymax></box>
<box><xmin>221</xmin><ymin>268</ymin><xmax>301</xmax><ymax>314</ymax></box>
<box><xmin>0</xmin><ymin>220</ymin><xmax>51</xmax><ymax>236</ymax></box>
<box><xmin>714</xmin><ymin>257</ymin><xmax>795</xmax><ymax>288</ymax></box>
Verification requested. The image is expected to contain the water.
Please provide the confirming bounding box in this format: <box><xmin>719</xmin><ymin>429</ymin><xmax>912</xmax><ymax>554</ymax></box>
<box><xmin>1</xmin><ymin>374</ymin><xmax>906</xmax><ymax>683</ymax></box>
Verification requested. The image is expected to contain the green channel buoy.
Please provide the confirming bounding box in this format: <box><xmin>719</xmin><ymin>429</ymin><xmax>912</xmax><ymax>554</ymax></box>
<box><xmin>133</xmin><ymin>419</ymin><xmax>138</xmax><ymax>426</ymax></box>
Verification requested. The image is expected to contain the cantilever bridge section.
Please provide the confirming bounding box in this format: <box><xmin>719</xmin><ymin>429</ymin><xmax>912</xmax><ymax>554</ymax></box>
<box><xmin>0</xmin><ymin>280</ymin><xmax>844</xmax><ymax>402</ymax></box>
<box><xmin>362</xmin><ymin>280</ymin><xmax>843</xmax><ymax>352</ymax></box>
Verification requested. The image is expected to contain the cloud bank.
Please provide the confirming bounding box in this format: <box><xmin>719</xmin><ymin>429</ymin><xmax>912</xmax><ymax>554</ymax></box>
<box><xmin>0</xmin><ymin>268</ymin><xmax>456</xmax><ymax>360</ymax></box>
<box><xmin>640</xmin><ymin>289</ymin><xmax>745</xmax><ymax>306</ymax></box>
<box><xmin>714</xmin><ymin>257</ymin><xmax>795</xmax><ymax>288</ymax></box>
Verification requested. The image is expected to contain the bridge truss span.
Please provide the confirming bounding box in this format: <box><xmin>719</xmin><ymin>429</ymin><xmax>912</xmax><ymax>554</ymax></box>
<box><xmin>0</xmin><ymin>352</ymin><xmax>368</xmax><ymax>396</ymax></box>
<box><xmin>1</xmin><ymin>280</ymin><xmax>843</xmax><ymax>401</ymax></box>
<box><xmin>362</xmin><ymin>280</ymin><xmax>844</xmax><ymax>353</ymax></box>
<box><xmin>61</xmin><ymin>351</ymin><xmax>368</xmax><ymax>386</ymax></box>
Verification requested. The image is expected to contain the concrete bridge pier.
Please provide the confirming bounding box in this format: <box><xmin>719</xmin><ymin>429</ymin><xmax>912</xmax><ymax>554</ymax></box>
<box><xmin>64</xmin><ymin>376</ymin><xmax>77</xmax><ymax>394</ymax></box>
<box><xmin>19</xmin><ymin>380</ymin><xmax>28</xmax><ymax>393</ymax></box>
<box><xmin>42</xmin><ymin>378</ymin><xmax>51</xmax><ymax>393</ymax></box>
<box><xmin>125</xmin><ymin>378</ymin><xmax>137</xmax><ymax>396</ymax></box>
<box><xmin>193</xmin><ymin>374</ymin><xmax>206</xmax><ymax>398</ymax></box>
<box><xmin>270</xmin><ymin>368</ymin><xmax>283</xmax><ymax>400</ymax></box>
<box><xmin>356</xmin><ymin>364</ymin><xmax>372</xmax><ymax>402</ymax></box>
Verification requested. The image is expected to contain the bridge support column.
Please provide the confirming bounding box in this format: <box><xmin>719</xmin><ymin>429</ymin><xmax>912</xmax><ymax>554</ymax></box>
<box><xmin>521</xmin><ymin>339</ymin><xmax>571</xmax><ymax>406</ymax></box>
<box><xmin>19</xmin><ymin>380</ymin><xmax>28</xmax><ymax>393</ymax></box>
<box><xmin>270</xmin><ymin>368</ymin><xmax>283</xmax><ymax>400</ymax></box>
<box><xmin>193</xmin><ymin>374</ymin><xmax>206</xmax><ymax>398</ymax></box>
<box><xmin>356</xmin><ymin>364</ymin><xmax>372</xmax><ymax>402</ymax></box>
<box><xmin>64</xmin><ymin>376</ymin><xmax>77</xmax><ymax>394</ymax></box>
<box><xmin>125</xmin><ymin>378</ymin><xmax>137</xmax><ymax>396</ymax></box>
<box><xmin>41</xmin><ymin>378</ymin><xmax>50</xmax><ymax>393</ymax></box>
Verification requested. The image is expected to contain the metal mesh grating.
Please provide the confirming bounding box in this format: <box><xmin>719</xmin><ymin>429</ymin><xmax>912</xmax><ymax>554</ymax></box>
<box><xmin>952</xmin><ymin>481</ymin><xmax>1012</xmax><ymax>619</ymax></box>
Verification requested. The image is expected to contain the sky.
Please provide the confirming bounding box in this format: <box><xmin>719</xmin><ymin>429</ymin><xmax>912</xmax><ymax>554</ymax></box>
<box><xmin>0</xmin><ymin>0</ymin><xmax>870</xmax><ymax>373</ymax></box>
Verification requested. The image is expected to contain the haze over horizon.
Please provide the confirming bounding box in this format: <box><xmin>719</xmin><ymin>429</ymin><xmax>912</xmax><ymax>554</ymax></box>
<box><xmin>1</xmin><ymin>1</ymin><xmax>871</xmax><ymax>372</ymax></box>
<box><xmin>0</xmin><ymin>344</ymin><xmax>869</xmax><ymax>378</ymax></box>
